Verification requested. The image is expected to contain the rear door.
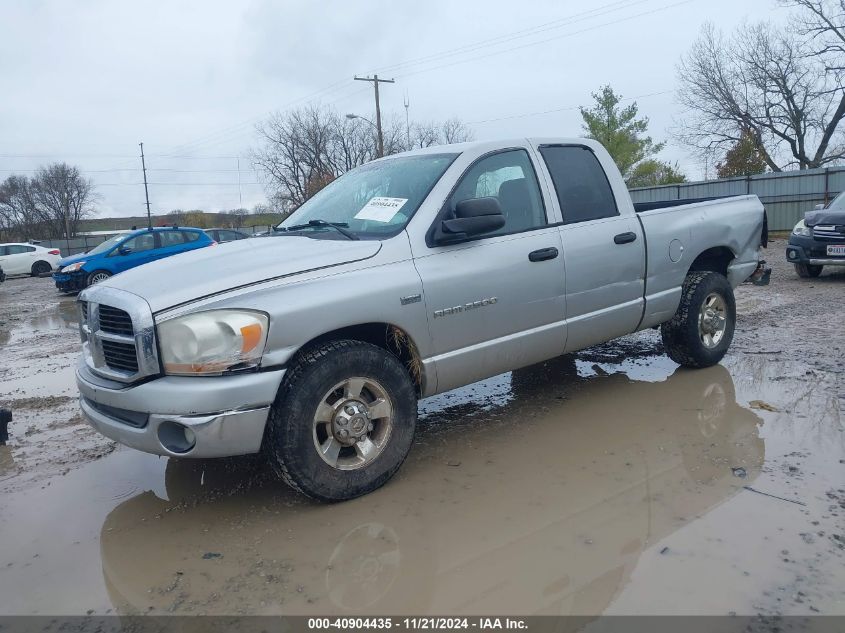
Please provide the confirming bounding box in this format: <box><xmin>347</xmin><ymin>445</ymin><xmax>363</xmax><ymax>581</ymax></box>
<box><xmin>153</xmin><ymin>229</ymin><xmax>188</xmax><ymax>261</ymax></box>
<box><xmin>536</xmin><ymin>144</ymin><xmax>645</xmax><ymax>352</ymax></box>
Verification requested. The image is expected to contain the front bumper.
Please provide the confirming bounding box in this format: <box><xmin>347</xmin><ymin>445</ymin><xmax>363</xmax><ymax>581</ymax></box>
<box><xmin>786</xmin><ymin>235</ymin><xmax>845</xmax><ymax>266</ymax></box>
<box><xmin>53</xmin><ymin>270</ymin><xmax>87</xmax><ymax>292</ymax></box>
<box><xmin>76</xmin><ymin>360</ymin><xmax>286</xmax><ymax>458</ymax></box>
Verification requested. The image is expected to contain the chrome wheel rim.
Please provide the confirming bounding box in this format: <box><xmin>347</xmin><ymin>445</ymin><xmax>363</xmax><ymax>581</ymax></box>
<box><xmin>698</xmin><ymin>292</ymin><xmax>727</xmax><ymax>349</ymax></box>
<box><xmin>312</xmin><ymin>377</ymin><xmax>394</xmax><ymax>471</ymax></box>
<box><xmin>89</xmin><ymin>272</ymin><xmax>109</xmax><ymax>284</ymax></box>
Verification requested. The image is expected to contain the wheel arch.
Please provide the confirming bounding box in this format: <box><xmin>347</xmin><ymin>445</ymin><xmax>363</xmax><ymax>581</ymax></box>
<box><xmin>687</xmin><ymin>246</ymin><xmax>736</xmax><ymax>277</ymax></box>
<box><xmin>31</xmin><ymin>259</ymin><xmax>53</xmax><ymax>274</ymax></box>
<box><xmin>292</xmin><ymin>322</ymin><xmax>425</xmax><ymax>396</ymax></box>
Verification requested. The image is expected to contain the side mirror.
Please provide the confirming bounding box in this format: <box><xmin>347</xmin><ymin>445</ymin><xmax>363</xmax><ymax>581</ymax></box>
<box><xmin>118</xmin><ymin>246</ymin><xmax>133</xmax><ymax>256</ymax></box>
<box><xmin>437</xmin><ymin>197</ymin><xmax>506</xmax><ymax>243</ymax></box>
<box><xmin>814</xmin><ymin>203</ymin><xmax>826</xmax><ymax>211</ymax></box>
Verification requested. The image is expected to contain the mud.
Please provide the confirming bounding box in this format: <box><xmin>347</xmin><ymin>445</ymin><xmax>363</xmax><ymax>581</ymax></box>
<box><xmin>0</xmin><ymin>239</ymin><xmax>842</xmax><ymax>616</ymax></box>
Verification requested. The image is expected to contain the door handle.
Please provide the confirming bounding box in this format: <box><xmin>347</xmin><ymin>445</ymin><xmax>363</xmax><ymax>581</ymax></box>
<box><xmin>528</xmin><ymin>247</ymin><xmax>559</xmax><ymax>262</ymax></box>
<box><xmin>614</xmin><ymin>232</ymin><xmax>637</xmax><ymax>245</ymax></box>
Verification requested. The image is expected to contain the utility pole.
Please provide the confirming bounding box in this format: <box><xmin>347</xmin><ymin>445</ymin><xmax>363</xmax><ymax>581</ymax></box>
<box><xmin>237</xmin><ymin>157</ymin><xmax>243</xmax><ymax>208</ymax></box>
<box><xmin>403</xmin><ymin>91</ymin><xmax>411</xmax><ymax>149</ymax></box>
<box><xmin>139</xmin><ymin>142</ymin><xmax>152</xmax><ymax>229</ymax></box>
<box><xmin>354</xmin><ymin>74</ymin><xmax>395</xmax><ymax>157</ymax></box>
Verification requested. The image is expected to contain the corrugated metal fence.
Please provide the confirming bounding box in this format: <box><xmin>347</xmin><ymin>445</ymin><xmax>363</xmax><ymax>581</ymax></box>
<box><xmin>629</xmin><ymin>166</ymin><xmax>845</xmax><ymax>231</ymax></box>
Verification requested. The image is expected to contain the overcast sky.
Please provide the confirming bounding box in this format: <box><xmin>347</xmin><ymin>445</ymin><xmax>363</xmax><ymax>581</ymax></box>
<box><xmin>1</xmin><ymin>0</ymin><xmax>784</xmax><ymax>218</ymax></box>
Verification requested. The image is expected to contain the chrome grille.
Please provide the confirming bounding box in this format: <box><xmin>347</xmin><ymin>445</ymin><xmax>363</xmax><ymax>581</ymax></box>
<box><xmin>77</xmin><ymin>287</ymin><xmax>160</xmax><ymax>384</ymax></box>
<box><xmin>813</xmin><ymin>224</ymin><xmax>845</xmax><ymax>240</ymax></box>
<box><xmin>101</xmin><ymin>339</ymin><xmax>140</xmax><ymax>372</ymax></box>
<box><xmin>98</xmin><ymin>305</ymin><xmax>134</xmax><ymax>336</ymax></box>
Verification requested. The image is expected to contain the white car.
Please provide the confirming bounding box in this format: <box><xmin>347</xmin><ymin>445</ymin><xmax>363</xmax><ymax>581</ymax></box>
<box><xmin>0</xmin><ymin>242</ymin><xmax>62</xmax><ymax>276</ymax></box>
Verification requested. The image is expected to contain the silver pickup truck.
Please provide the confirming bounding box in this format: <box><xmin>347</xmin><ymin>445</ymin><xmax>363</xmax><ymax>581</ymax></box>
<box><xmin>75</xmin><ymin>138</ymin><xmax>768</xmax><ymax>501</ymax></box>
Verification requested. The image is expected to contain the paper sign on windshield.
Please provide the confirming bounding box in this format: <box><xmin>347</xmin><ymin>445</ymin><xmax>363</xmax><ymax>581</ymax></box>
<box><xmin>354</xmin><ymin>197</ymin><xmax>408</xmax><ymax>222</ymax></box>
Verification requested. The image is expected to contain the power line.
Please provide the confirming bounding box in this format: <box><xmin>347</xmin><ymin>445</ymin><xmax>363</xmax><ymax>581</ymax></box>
<box><xmin>139</xmin><ymin>0</ymin><xmax>654</xmax><ymax>158</ymax></box>
<box><xmin>393</xmin><ymin>0</ymin><xmax>694</xmax><ymax>81</ymax></box>
<box><xmin>369</xmin><ymin>0</ymin><xmax>647</xmax><ymax>75</ymax></box>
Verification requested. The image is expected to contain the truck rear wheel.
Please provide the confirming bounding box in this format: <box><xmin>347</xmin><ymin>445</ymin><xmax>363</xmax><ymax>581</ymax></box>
<box><xmin>794</xmin><ymin>263</ymin><xmax>822</xmax><ymax>278</ymax></box>
<box><xmin>265</xmin><ymin>339</ymin><xmax>417</xmax><ymax>502</ymax></box>
<box><xmin>661</xmin><ymin>271</ymin><xmax>735</xmax><ymax>369</ymax></box>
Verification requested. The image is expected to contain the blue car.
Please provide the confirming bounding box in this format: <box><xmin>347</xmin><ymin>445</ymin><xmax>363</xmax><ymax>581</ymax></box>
<box><xmin>54</xmin><ymin>226</ymin><xmax>214</xmax><ymax>292</ymax></box>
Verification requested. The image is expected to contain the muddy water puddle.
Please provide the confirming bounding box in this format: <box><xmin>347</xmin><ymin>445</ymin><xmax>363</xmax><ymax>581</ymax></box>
<box><xmin>1</xmin><ymin>339</ymin><xmax>842</xmax><ymax>616</ymax></box>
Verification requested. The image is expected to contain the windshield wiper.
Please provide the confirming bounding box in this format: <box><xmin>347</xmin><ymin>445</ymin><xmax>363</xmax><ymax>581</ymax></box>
<box><xmin>280</xmin><ymin>219</ymin><xmax>359</xmax><ymax>241</ymax></box>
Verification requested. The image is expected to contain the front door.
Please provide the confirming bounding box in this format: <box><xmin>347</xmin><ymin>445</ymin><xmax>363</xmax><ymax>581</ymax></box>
<box><xmin>413</xmin><ymin>148</ymin><xmax>566</xmax><ymax>393</ymax></box>
<box><xmin>110</xmin><ymin>232</ymin><xmax>159</xmax><ymax>272</ymax></box>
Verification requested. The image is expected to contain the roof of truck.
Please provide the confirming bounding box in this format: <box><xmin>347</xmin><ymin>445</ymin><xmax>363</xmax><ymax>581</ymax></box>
<box><xmin>380</xmin><ymin>137</ymin><xmax>601</xmax><ymax>160</ymax></box>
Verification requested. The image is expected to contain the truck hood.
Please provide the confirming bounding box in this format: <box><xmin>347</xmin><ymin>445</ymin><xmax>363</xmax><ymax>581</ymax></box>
<box><xmin>804</xmin><ymin>208</ymin><xmax>845</xmax><ymax>226</ymax></box>
<box><xmin>101</xmin><ymin>236</ymin><xmax>381</xmax><ymax>313</ymax></box>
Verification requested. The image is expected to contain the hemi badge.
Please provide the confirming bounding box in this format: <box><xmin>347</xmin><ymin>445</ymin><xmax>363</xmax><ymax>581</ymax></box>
<box><xmin>400</xmin><ymin>294</ymin><xmax>422</xmax><ymax>306</ymax></box>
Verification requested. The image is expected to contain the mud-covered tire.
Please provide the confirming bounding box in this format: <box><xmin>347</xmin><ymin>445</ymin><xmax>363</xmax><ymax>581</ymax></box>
<box><xmin>794</xmin><ymin>263</ymin><xmax>822</xmax><ymax>278</ymax></box>
<box><xmin>660</xmin><ymin>271</ymin><xmax>736</xmax><ymax>369</ymax></box>
<box><xmin>30</xmin><ymin>260</ymin><xmax>52</xmax><ymax>276</ymax></box>
<box><xmin>86</xmin><ymin>270</ymin><xmax>111</xmax><ymax>286</ymax></box>
<box><xmin>265</xmin><ymin>339</ymin><xmax>417</xmax><ymax>502</ymax></box>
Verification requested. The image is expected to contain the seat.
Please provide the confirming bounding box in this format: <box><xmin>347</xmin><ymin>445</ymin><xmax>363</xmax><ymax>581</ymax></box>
<box><xmin>497</xmin><ymin>178</ymin><xmax>539</xmax><ymax>233</ymax></box>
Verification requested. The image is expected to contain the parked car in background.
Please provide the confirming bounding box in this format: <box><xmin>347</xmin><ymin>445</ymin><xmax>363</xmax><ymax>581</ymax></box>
<box><xmin>787</xmin><ymin>192</ymin><xmax>845</xmax><ymax>278</ymax></box>
<box><xmin>53</xmin><ymin>226</ymin><xmax>214</xmax><ymax>292</ymax></box>
<box><xmin>74</xmin><ymin>137</ymin><xmax>769</xmax><ymax>501</ymax></box>
<box><xmin>204</xmin><ymin>228</ymin><xmax>250</xmax><ymax>243</ymax></box>
<box><xmin>0</xmin><ymin>242</ymin><xmax>62</xmax><ymax>276</ymax></box>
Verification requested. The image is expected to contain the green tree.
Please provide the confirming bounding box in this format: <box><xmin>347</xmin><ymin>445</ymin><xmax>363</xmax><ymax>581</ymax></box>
<box><xmin>580</xmin><ymin>86</ymin><xmax>683</xmax><ymax>186</ymax></box>
<box><xmin>627</xmin><ymin>160</ymin><xmax>687</xmax><ymax>188</ymax></box>
<box><xmin>715</xmin><ymin>131</ymin><xmax>768</xmax><ymax>178</ymax></box>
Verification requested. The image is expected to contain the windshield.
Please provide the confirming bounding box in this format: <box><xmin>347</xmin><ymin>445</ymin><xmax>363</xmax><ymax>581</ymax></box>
<box><xmin>827</xmin><ymin>191</ymin><xmax>845</xmax><ymax>210</ymax></box>
<box><xmin>277</xmin><ymin>153</ymin><xmax>458</xmax><ymax>239</ymax></box>
<box><xmin>86</xmin><ymin>234</ymin><xmax>127</xmax><ymax>256</ymax></box>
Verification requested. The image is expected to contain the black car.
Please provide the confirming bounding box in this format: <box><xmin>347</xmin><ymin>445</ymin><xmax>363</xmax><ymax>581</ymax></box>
<box><xmin>203</xmin><ymin>228</ymin><xmax>250</xmax><ymax>243</ymax></box>
<box><xmin>786</xmin><ymin>192</ymin><xmax>845</xmax><ymax>278</ymax></box>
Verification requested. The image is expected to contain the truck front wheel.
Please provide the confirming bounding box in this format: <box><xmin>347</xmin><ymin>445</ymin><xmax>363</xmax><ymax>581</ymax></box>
<box><xmin>661</xmin><ymin>271</ymin><xmax>736</xmax><ymax>369</ymax></box>
<box><xmin>265</xmin><ymin>340</ymin><xmax>417</xmax><ymax>502</ymax></box>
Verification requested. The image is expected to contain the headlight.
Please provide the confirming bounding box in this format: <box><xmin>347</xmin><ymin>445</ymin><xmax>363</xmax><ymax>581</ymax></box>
<box><xmin>61</xmin><ymin>261</ymin><xmax>86</xmax><ymax>273</ymax></box>
<box><xmin>792</xmin><ymin>220</ymin><xmax>811</xmax><ymax>237</ymax></box>
<box><xmin>157</xmin><ymin>309</ymin><xmax>269</xmax><ymax>376</ymax></box>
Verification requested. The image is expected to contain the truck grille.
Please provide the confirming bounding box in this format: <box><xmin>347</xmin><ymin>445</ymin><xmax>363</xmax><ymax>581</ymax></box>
<box><xmin>101</xmin><ymin>339</ymin><xmax>140</xmax><ymax>373</ymax></box>
<box><xmin>98</xmin><ymin>305</ymin><xmax>134</xmax><ymax>336</ymax></box>
<box><xmin>77</xmin><ymin>288</ymin><xmax>159</xmax><ymax>383</ymax></box>
<box><xmin>813</xmin><ymin>225</ymin><xmax>845</xmax><ymax>240</ymax></box>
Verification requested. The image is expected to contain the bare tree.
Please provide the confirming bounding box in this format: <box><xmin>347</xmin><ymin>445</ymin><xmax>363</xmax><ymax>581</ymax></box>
<box><xmin>253</xmin><ymin>104</ymin><xmax>474</xmax><ymax>209</ymax></box>
<box><xmin>676</xmin><ymin>7</ymin><xmax>845</xmax><ymax>171</ymax></box>
<box><xmin>0</xmin><ymin>175</ymin><xmax>40</xmax><ymax>240</ymax></box>
<box><xmin>440</xmin><ymin>117</ymin><xmax>474</xmax><ymax>144</ymax></box>
<box><xmin>31</xmin><ymin>163</ymin><xmax>96</xmax><ymax>238</ymax></box>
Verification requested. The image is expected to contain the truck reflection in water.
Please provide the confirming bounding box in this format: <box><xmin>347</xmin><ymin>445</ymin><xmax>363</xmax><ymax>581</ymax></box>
<box><xmin>99</xmin><ymin>356</ymin><xmax>763</xmax><ymax>616</ymax></box>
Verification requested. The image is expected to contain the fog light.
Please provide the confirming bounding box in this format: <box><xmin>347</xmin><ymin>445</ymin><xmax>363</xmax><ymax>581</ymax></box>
<box><xmin>157</xmin><ymin>421</ymin><xmax>197</xmax><ymax>454</ymax></box>
<box><xmin>788</xmin><ymin>251</ymin><xmax>796</xmax><ymax>260</ymax></box>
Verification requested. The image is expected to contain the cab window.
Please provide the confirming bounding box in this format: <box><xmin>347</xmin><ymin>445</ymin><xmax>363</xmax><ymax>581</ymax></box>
<box><xmin>182</xmin><ymin>231</ymin><xmax>201</xmax><ymax>242</ymax></box>
<box><xmin>538</xmin><ymin>145</ymin><xmax>618</xmax><ymax>224</ymax></box>
<box><xmin>448</xmin><ymin>149</ymin><xmax>546</xmax><ymax>237</ymax></box>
